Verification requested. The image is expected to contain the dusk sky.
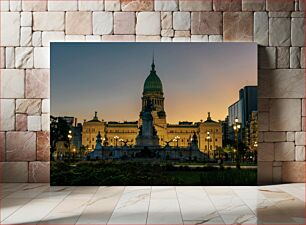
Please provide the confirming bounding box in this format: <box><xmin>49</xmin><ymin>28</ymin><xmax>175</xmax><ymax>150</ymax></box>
<box><xmin>51</xmin><ymin>43</ymin><xmax>257</xmax><ymax>124</ymax></box>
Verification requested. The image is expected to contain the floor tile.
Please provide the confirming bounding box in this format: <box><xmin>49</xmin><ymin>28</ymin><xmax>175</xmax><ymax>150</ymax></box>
<box><xmin>108</xmin><ymin>186</ymin><xmax>150</xmax><ymax>224</ymax></box>
<box><xmin>0</xmin><ymin>183</ymin><xmax>305</xmax><ymax>224</ymax></box>
<box><xmin>76</xmin><ymin>186</ymin><xmax>124</xmax><ymax>224</ymax></box>
<box><xmin>2</xmin><ymin>198</ymin><xmax>64</xmax><ymax>224</ymax></box>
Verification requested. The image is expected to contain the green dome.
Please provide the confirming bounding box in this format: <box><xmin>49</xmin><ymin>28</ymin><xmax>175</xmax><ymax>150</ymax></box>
<box><xmin>143</xmin><ymin>62</ymin><xmax>163</xmax><ymax>94</ymax></box>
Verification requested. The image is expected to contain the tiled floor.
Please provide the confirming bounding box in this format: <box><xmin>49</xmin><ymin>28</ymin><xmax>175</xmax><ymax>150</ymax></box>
<box><xmin>0</xmin><ymin>183</ymin><xmax>305</xmax><ymax>224</ymax></box>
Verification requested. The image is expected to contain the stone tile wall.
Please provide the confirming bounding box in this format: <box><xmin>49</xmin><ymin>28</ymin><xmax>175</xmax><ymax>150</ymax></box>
<box><xmin>0</xmin><ymin>0</ymin><xmax>304</xmax><ymax>184</ymax></box>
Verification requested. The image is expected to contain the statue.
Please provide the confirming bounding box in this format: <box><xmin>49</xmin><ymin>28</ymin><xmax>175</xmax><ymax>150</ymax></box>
<box><xmin>136</xmin><ymin>98</ymin><xmax>160</xmax><ymax>148</ymax></box>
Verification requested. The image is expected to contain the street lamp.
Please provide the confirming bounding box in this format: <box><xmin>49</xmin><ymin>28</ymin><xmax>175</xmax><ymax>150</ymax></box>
<box><xmin>119</xmin><ymin>139</ymin><xmax>124</xmax><ymax>147</ymax></box>
<box><xmin>67</xmin><ymin>131</ymin><xmax>72</xmax><ymax>160</ymax></box>
<box><xmin>233</xmin><ymin>117</ymin><xmax>241</xmax><ymax>168</ymax></box>
<box><xmin>253</xmin><ymin>141</ymin><xmax>258</xmax><ymax>162</ymax></box>
<box><xmin>254</xmin><ymin>141</ymin><xmax>258</xmax><ymax>148</ymax></box>
<box><xmin>114</xmin><ymin>136</ymin><xmax>119</xmax><ymax>147</ymax></box>
<box><xmin>174</xmin><ymin>136</ymin><xmax>180</xmax><ymax>148</ymax></box>
<box><xmin>102</xmin><ymin>138</ymin><xmax>106</xmax><ymax>146</ymax></box>
<box><xmin>205</xmin><ymin>131</ymin><xmax>211</xmax><ymax>159</ymax></box>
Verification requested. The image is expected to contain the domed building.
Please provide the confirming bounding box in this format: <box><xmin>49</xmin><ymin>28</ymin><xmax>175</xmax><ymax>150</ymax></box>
<box><xmin>82</xmin><ymin>57</ymin><xmax>223</xmax><ymax>158</ymax></box>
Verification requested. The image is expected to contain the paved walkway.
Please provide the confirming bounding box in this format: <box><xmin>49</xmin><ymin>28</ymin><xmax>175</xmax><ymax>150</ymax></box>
<box><xmin>1</xmin><ymin>183</ymin><xmax>305</xmax><ymax>224</ymax></box>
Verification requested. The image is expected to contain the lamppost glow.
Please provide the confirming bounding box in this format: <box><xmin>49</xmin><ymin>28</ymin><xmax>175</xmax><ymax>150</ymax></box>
<box><xmin>253</xmin><ymin>141</ymin><xmax>258</xmax><ymax>162</ymax></box>
<box><xmin>114</xmin><ymin>136</ymin><xmax>119</xmax><ymax>147</ymax></box>
<box><xmin>67</xmin><ymin>130</ymin><xmax>72</xmax><ymax>159</ymax></box>
<box><xmin>232</xmin><ymin>117</ymin><xmax>241</xmax><ymax>168</ymax></box>
<box><xmin>174</xmin><ymin>136</ymin><xmax>180</xmax><ymax>148</ymax></box>
<box><xmin>102</xmin><ymin>138</ymin><xmax>106</xmax><ymax>146</ymax></box>
<box><xmin>119</xmin><ymin>139</ymin><xmax>124</xmax><ymax>147</ymax></box>
<box><xmin>254</xmin><ymin>141</ymin><xmax>258</xmax><ymax>148</ymax></box>
<box><xmin>206</xmin><ymin>131</ymin><xmax>211</xmax><ymax>159</ymax></box>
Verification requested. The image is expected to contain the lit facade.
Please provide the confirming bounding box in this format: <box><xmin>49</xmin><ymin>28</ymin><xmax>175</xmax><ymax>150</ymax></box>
<box><xmin>82</xmin><ymin>60</ymin><xmax>223</xmax><ymax>154</ymax></box>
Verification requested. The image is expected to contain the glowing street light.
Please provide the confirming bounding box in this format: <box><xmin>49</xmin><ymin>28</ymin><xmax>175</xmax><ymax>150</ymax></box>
<box><xmin>232</xmin><ymin>117</ymin><xmax>241</xmax><ymax>168</ymax></box>
<box><xmin>205</xmin><ymin>131</ymin><xmax>211</xmax><ymax>159</ymax></box>
<box><xmin>174</xmin><ymin>136</ymin><xmax>180</xmax><ymax>148</ymax></box>
<box><xmin>254</xmin><ymin>141</ymin><xmax>258</xmax><ymax>148</ymax></box>
<box><xmin>119</xmin><ymin>139</ymin><xmax>124</xmax><ymax>147</ymax></box>
<box><xmin>114</xmin><ymin>136</ymin><xmax>119</xmax><ymax>147</ymax></box>
<box><xmin>67</xmin><ymin>130</ymin><xmax>72</xmax><ymax>159</ymax></box>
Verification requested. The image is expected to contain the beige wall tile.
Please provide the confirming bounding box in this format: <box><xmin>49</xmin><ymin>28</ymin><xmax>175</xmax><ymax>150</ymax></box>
<box><xmin>173</xmin><ymin>12</ymin><xmax>190</xmax><ymax>31</ymax></box>
<box><xmin>213</xmin><ymin>0</ymin><xmax>242</xmax><ymax>11</ymax></box>
<box><xmin>16</xmin><ymin>99</ymin><xmax>41</xmax><ymax>115</ymax></box>
<box><xmin>29</xmin><ymin>161</ymin><xmax>50</xmax><ymax>182</ymax></box>
<box><xmin>33</xmin><ymin>12</ymin><xmax>64</xmax><ymax>31</ymax></box>
<box><xmin>155</xmin><ymin>0</ymin><xmax>178</xmax><ymax>11</ymax></box>
<box><xmin>114</xmin><ymin>12</ymin><xmax>136</xmax><ymax>35</ymax></box>
<box><xmin>269</xmin><ymin>99</ymin><xmax>301</xmax><ymax>132</ymax></box>
<box><xmin>6</xmin><ymin>132</ymin><xmax>36</xmax><ymax>161</ymax></box>
<box><xmin>0</xmin><ymin>99</ymin><xmax>15</xmax><ymax>131</ymax></box>
<box><xmin>136</xmin><ymin>12</ymin><xmax>160</xmax><ymax>35</ymax></box>
<box><xmin>22</xmin><ymin>0</ymin><xmax>47</xmax><ymax>11</ymax></box>
<box><xmin>0</xmin><ymin>162</ymin><xmax>28</xmax><ymax>182</ymax></box>
<box><xmin>48</xmin><ymin>0</ymin><xmax>78</xmax><ymax>11</ymax></box>
<box><xmin>223</xmin><ymin>12</ymin><xmax>253</xmax><ymax>42</ymax></box>
<box><xmin>93</xmin><ymin>12</ymin><xmax>113</xmax><ymax>35</ymax></box>
<box><xmin>179</xmin><ymin>0</ymin><xmax>212</xmax><ymax>11</ymax></box>
<box><xmin>242</xmin><ymin>0</ymin><xmax>265</xmax><ymax>11</ymax></box>
<box><xmin>274</xmin><ymin>142</ymin><xmax>295</xmax><ymax>161</ymax></box>
<box><xmin>66</xmin><ymin>12</ymin><xmax>92</xmax><ymax>35</ymax></box>
<box><xmin>1</xmin><ymin>12</ymin><xmax>20</xmax><ymax>46</ymax></box>
<box><xmin>25</xmin><ymin>69</ymin><xmax>50</xmax><ymax>98</ymax></box>
<box><xmin>79</xmin><ymin>0</ymin><xmax>104</xmax><ymax>11</ymax></box>
<box><xmin>0</xmin><ymin>69</ymin><xmax>24</xmax><ymax>98</ymax></box>
<box><xmin>258</xmin><ymin>69</ymin><xmax>304</xmax><ymax>98</ymax></box>
<box><xmin>266</xmin><ymin>0</ymin><xmax>294</xmax><ymax>11</ymax></box>
<box><xmin>191</xmin><ymin>12</ymin><xmax>222</xmax><ymax>35</ymax></box>
<box><xmin>282</xmin><ymin>162</ymin><xmax>306</xmax><ymax>183</ymax></box>
<box><xmin>121</xmin><ymin>0</ymin><xmax>153</xmax><ymax>11</ymax></box>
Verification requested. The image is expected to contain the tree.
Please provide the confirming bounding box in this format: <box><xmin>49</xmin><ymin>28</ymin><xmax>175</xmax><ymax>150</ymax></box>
<box><xmin>50</xmin><ymin>116</ymin><xmax>70</xmax><ymax>160</ymax></box>
<box><xmin>79</xmin><ymin>145</ymin><xmax>87</xmax><ymax>158</ymax></box>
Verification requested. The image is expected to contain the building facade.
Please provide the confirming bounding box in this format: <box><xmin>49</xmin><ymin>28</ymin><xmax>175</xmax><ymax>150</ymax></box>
<box><xmin>227</xmin><ymin>86</ymin><xmax>257</xmax><ymax>143</ymax></box>
<box><xmin>82</xmin><ymin>60</ymin><xmax>223</xmax><ymax>156</ymax></box>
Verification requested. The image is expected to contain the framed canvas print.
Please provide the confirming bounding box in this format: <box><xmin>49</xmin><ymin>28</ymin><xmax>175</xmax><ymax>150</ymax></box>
<box><xmin>50</xmin><ymin>43</ymin><xmax>257</xmax><ymax>186</ymax></box>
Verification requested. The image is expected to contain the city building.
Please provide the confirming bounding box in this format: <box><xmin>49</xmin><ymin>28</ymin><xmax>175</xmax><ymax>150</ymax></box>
<box><xmin>239</xmin><ymin>86</ymin><xmax>257</xmax><ymax>128</ymax></box>
<box><xmin>227</xmin><ymin>86</ymin><xmax>257</xmax><ymax>144</ymax></box>
<box><xmin>82</xmin><ymin>59</ymin><xmax>223</xmax><ymax>155</ymax></box>
<box><xmin>221</xmin><ymin>116</ymin><xmax>230</xmax><ymax>146</ymax></box>
<box><xmin>72</xmin><ymin>123</ymin><xmax>82</xmax><ymax>150</ymax></box>
<box><xmin>247</xmin><ymin>111</ymin><xmax>258</xmax><ymax>151</ymax></box>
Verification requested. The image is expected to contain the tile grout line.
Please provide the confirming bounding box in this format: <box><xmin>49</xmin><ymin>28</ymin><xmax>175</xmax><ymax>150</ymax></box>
<box><xmin>37</xmin><ymin>185</ymin><xmax>75</xmax><ymax>223</ymax></box>
<box><xmin>106</xmin><ymin>186</ymin><xmax>126</xmax><ymax>225</ymax></box>
<box><xmin>1</xmin><ymin>184</ymin><xmax>53</xmax><ymax>223</ymax></box>
<box><xmin>145</xmin><ymin>186</ymin><xmax>152</xmax><ymax>225</ymax></box>
<box><xmin>74</xmin><ymin>186</ymin><xmax>101</xmax><ymax>224</ymax></box>
<box><xmin>174</xmin><ymin>186</ymin><xmax>185</xmax><ymax>225</ymax></box>
<box><xmin>0</xmin><ymin>183</ymin><xmax>43</xmax><ymax>222</ymax></box>
<box><xmin>201</xmin><ymin>186</ymin><xmax>226</xmax><ymax>225</ymax></box>
<box><xmin>230</xmin><ymin>186</ymin><xmax>260</xmax><ymax>221</ymax></box>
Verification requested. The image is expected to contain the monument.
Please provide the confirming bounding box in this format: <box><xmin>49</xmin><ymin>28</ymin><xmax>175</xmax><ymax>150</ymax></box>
<box><xmin>136</xmin><ymin>99</ymin><xmax>160</xmax><ymax>148</ymax></box>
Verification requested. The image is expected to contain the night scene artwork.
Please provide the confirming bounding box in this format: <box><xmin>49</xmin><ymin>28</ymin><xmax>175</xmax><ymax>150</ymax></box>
<box><xmin>50</xmin><ymin>43</ymin><xmax>258</xmax><ymax>186</ymax></box>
